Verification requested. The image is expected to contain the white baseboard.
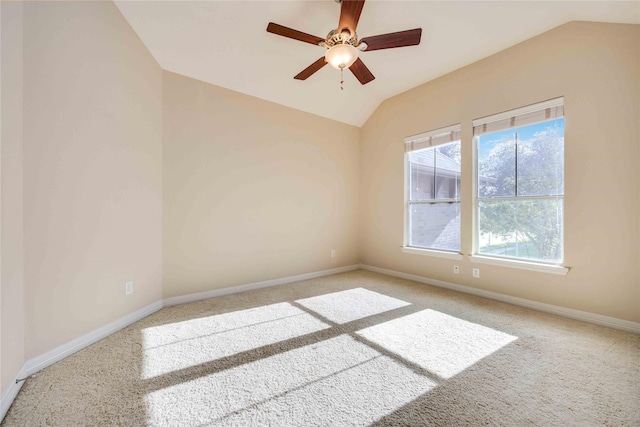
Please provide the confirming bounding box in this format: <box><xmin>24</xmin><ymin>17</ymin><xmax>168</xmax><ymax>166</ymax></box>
<box><xmin>1</xmin><ymin>301</ymin><xmax>162</xmax><ymax>422</ymax></box>
<box><xmin>1</xmin><ymin>364</ymin><xmax>27</xmax><ymax>422</ymax></box>
<box><xmin>24</xmin><ymin>300</ymin><xmax>163</xmax><ymax>376</ymax></box>
<box><xmin>163</xmin><ymin>264</ymin><xmax>361</xmax><ymax>307</ymax></box>
<box><xmin>360</xmin><ymin>264</ymin><xmax>640</xmax><ymax>334</ymax></box>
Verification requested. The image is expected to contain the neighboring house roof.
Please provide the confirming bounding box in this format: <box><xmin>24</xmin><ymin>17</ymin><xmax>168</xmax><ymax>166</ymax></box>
<box><xmin>411</xmin><ymin>150</ymin><xmax>494</xmax><ymax>183</ymax></box>
<box><xmin>411</xmin><ymin>150</ymin><xmax>463</xmax><ymax>180</ymax></box>
<box><xmin>412</xmin><ymin>150</ymin><xmax>460</xmax><ymax>174</ymax></box>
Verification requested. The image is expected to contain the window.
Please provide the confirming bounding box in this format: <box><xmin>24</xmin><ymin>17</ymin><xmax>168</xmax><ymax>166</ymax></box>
<box><xmin>473</xmin><ymin>98</ymin><xmax>564</xmax><ymax>264</ymax></box>
<box><xmin>404</xmin><ymin>125</ymin><xmax>461</xmax><ymax>254</ymax></box>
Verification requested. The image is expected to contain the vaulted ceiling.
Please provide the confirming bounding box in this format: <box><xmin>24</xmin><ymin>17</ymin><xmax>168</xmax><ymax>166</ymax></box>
<box><xmin>114</xmin><ymin>1</ymin><xmax>639</xmax><ymax>127</ymax></box>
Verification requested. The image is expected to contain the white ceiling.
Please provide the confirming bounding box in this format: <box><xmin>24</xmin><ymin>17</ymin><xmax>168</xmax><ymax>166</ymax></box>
<box><xmin>114</xmin><ymin>1</ymin><xmax>640</xmax><ymax>127</ymax></box>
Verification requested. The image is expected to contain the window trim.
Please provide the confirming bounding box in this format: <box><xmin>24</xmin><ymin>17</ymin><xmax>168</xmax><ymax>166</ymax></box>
<box><xmin>470</xmin><ymin>254</ymin><xmax>569</xmax><ymax>275</ymax></box>
<box><xmin>402</xmin><ymin>246</ymin><xmax>463</xmax><ymax>260</ymax></box>
<box><xmin>472</xmin><ymin>98</ymin><xmax>566</xmax><ymax>268</ymax></box>
<box><xmin>403</xmin><ymin>124</ymin><xmax>462</xmax><ymax>254</ymax></box>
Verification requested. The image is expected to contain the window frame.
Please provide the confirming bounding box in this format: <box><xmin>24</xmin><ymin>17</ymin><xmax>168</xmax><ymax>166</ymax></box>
<box><xmin>470</xmin><ymin>98</ymin><xmax>568</xmax><ymax>273</ymax></box>
<box><xmin>403</xmin><ymin>124</ymin><xmax>463</xmax><ymax>258</ymax></box>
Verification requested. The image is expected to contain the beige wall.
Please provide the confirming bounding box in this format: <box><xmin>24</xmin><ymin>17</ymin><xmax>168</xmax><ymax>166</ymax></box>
<box><xmin>1</xmin><ymin>1</ymin><xmax>25</xmax><ymax>394</ymax></box>
<box><xmin>162</xmin><ymin>72</ymin><xmax>360</xmax><ymax>298</ymax></box>
<box><xmin>22</xmin><ymin>2</ymin><xmax>163</xmax><ymax>358</ymax></box>
<box><xmin>361</xmin><ymin>22</ymin><xmax>640</xmax><ymax>322</ymax></box>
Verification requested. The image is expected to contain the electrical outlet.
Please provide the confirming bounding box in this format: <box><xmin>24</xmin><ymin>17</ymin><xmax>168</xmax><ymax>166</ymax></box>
<box><xmin>125</xmin><ymin>281</ymin><xmax>133</xmax><ymax>295</ymax></box>
<box><xmin>472</xmin><ymin>268</ymin><xmax>480</xmax><ymax>278</ymax></box>
<box><xmin>331</xmin><ymin>250</ymin><xmax>336</xmax><ymax>258</ymax></box>
<box><xmin>453</xmin><ymin>265</ymin><xmax>460</xmax><ymax>274</ymax></box>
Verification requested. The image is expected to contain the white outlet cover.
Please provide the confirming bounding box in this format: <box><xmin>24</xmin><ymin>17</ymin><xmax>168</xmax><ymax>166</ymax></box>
<box><xmin>453</xmin><ymin>266</ymin><xmax>460</xmax><ymax>274</ymax></box>
<box><xmin>473</xmin><ymin>268</ymin><xmax>480</xmax><ymax>278</ymax></box>
<box><xmin>125</xmin><ymin>281</ymin><xmax>133</xmax><ymax>295</ymax></box>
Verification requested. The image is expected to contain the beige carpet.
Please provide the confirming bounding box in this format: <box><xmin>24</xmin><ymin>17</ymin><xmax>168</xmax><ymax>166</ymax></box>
<box><xmin>3</xmin><ymin>270</ymin><xmax>639</xmax><ymax>426</ymax></box>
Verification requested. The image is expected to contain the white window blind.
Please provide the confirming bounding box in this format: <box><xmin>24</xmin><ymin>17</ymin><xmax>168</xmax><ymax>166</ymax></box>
<box><xmin>473</xmin><ymin>97</ymin><xmax>564</xmax><ymax>136</ymax></box>
<box><xmin>405</xmin><ymin>124</ymin><xmax>461</xmax><ymax>153</ymax></box>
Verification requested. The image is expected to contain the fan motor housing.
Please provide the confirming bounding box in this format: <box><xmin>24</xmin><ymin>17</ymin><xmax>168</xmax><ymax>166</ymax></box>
<box><xmin>322</xmin><ymin>29</ymin><xmax>358</xmax><ymax>48</ymax></box>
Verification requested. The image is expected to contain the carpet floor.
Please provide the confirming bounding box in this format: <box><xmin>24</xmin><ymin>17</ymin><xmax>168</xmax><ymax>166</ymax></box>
<box><xmin>2</xmin><ymin>270</ymin><xmax>639</xmax><ymax>426</ymax></box>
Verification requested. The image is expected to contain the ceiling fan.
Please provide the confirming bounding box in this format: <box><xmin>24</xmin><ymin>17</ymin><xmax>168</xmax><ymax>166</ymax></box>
<box><xmin>266</xmin><ymin>0</ymin><xmax>422</xmax><ymax>87</ymax></box>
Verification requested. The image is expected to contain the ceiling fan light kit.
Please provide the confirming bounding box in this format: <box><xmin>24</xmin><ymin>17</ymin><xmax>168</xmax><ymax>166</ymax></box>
<box><xmin>325</xmin><ymin>44</ymin><xmax>358</xmax><ymax>70</ymax></box>
<box><xmin>266</xmin><ymin>0</ymin><xmax>422</xmax><ymax>88</ymax></box>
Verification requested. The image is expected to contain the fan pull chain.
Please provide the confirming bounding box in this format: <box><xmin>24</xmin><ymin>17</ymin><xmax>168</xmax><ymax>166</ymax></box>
<box><xmin>340</xmin><ymin>67</ymin><xmax>344</xmax><ymax>90</ymax></box>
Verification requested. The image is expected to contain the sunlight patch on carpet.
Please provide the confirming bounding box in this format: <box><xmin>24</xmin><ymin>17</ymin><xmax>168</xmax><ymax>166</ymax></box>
<box><xmin>296</xmin><ymin>288</ymin><xmax>411</xmax><ymax>324</ymax></box>
<box><xmin>356</xmin><ymin>309</ymin><xmax>517</xmax><ymax>379</ymax></box>
<box><xmin>145</xmin><ymin>335</ymin><xmax>436</xmax><ymax>426</ymax></box>
<box><xmin>142</xmin><ymin>302</ymin><xmax>330</xmax><ymax>378</ymax></box>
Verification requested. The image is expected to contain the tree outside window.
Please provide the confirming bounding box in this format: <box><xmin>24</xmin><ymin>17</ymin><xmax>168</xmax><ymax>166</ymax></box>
<box><xmin>476</xmin><ymin>117</ymin><xmax>564</xmax><ymax>263</ymax></box>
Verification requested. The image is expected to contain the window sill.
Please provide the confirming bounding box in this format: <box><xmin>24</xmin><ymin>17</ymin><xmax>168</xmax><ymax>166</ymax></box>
<box><xmin>402</xmin><ymin>247</ymin><xmax>464</xmax><ymax>260</ymax></box>
<box><xmin>469</xmin><ymin>255</ymin><xmax>569</xmax><ymax>276</ymax></box>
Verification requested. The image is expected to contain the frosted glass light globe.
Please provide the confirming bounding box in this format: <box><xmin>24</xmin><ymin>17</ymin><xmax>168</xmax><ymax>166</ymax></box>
<box><xmin>325</xmin><ymin>44</ymin><xmax>358</xmax><ymax>70</ymax></box>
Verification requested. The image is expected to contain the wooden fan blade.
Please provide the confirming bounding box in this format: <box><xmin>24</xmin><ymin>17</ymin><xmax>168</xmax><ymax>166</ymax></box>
<box><xmin>294</xmin><ymin>57</ymin><xmax>328</xmax><ymax>80</ymax></box>
<box><xmin>349</xmin><ymin>58</ymin><xmax>375</xmax><ymax>85</ymax></box>
<box><xmin>360</xmin><ymin>28</ymin><xmax>422</xmax><ymax>51</ymax></box>
<box><xmin>267</xmin><ymin>22</ymin><xmax>325</xmax><ymax>46</ymax></box>
<box><xmin>338</xmin><ymin>0</ymin><xmax>365</xmax><ymax>35</ymax></box>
